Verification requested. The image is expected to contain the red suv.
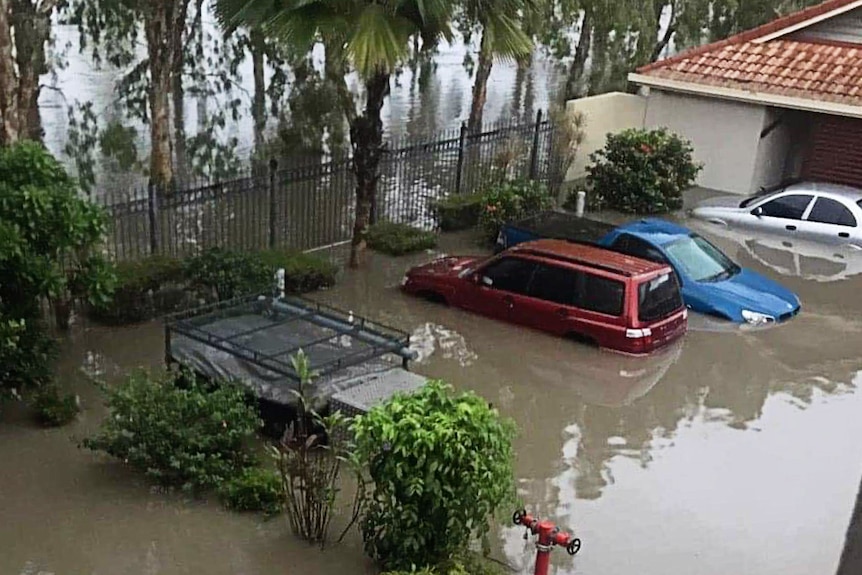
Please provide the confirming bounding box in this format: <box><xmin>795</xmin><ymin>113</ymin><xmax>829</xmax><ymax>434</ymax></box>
<box><xmin>400</xmin><ymin>239</ymin><xmax>687</xmax><ymax>355</ymax></box>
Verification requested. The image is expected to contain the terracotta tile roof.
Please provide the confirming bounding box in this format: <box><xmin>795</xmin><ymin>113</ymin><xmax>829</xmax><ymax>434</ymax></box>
<box><xmin>635</xmin><ymin>0</ymin><xmax>862</xmax><ymax>105</ymax></box>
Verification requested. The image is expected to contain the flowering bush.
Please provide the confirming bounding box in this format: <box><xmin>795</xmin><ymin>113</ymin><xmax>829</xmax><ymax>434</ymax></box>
<box><xmin>586</xmin><ymin>128</ymin><xmax>702</xmax><ymax>214</ymax></box>
<box><xmin>476</xmin><ymin>180</ymin><xmax>553</xmax><ymax>242</ymax></box>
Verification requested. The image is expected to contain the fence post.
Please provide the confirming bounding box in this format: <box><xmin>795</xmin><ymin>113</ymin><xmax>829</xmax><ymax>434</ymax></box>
<box><xmin>147</xmin><ymin>183</ymin><xmax>160</xmax><ymax>255</ymax></box>
<box><xmin>268</xmin><ymin>158</ymin><xmax>278</xmax><ymax>249</ymax></box>
<box><xmin>454</xmin><ymin>122</ymin><xmax>468</xmax><ymax>195</ymax></box>
<box><xmin>529</xmin><ymin>109</ymin><xmax>544</xmax><ymax>181</ymax></box>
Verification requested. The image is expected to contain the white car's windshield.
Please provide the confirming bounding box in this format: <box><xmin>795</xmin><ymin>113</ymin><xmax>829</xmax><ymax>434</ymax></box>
<box><xmin>665</xmin><ymin>235</ymin><xmax>740</xmax><ymax>282</ymax></box>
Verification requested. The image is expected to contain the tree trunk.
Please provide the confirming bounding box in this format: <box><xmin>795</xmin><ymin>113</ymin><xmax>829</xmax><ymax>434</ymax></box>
<box><xmin>565</xmin><ymin>9</ymin><xmax>593</xmax><ymax>101</ymax></box>
<box><xmin>251</xmin><ymin>28</ymin><xmax>266</xmax><ymax>164</ymax></box>
<box><xmin>348</xmin><ymin>71</ymin><xmax>389</xmax><ymax>268</ymax></box>
<box><xmin>11</xmin><ymin>0</ymin><xmax>53</xmax><ymax>142</ymax></box>
<box><xmin>467</xmin><ymin>30</ymin><xmax>493</xmax><ymax>134</ymax></box>
<box><xmin>144</xmin><ymin>0</ymin><xmax>190</xmax><ymax>189</ymax></box>
<box><xmin>172</xmin><ymin>55</ymin><xmax>187</xmax><ymax>185</ymax></box>
<box><xmin>0</xmin><ymin>0</ymin><xmax>19</xmax><ymax>145</ymax></box>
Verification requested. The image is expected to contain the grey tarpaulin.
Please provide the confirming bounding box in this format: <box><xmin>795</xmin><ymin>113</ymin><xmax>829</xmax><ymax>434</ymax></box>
<box><xmin>166</xmin><ymin>295</ymin><xmax>417</xmax><ymax>411</ymax></box>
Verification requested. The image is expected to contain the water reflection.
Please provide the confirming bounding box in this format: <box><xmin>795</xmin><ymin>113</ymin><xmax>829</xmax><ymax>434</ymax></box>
<box><xmin>688</xmin><ymin>220</ymin><xmax>862</xmax><ymax>283</ymax></box>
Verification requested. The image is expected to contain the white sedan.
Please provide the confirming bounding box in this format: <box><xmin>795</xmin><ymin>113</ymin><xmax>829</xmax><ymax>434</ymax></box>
<box><xmin>691</xmin><ymin>182</ymin><xmax>862</xmax><ymax>247</ymax></box>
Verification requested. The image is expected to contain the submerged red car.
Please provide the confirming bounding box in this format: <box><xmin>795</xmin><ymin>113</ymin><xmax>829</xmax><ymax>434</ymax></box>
<box><xmin>400</xmin><ymin>239</ymin><xmax>687</xmax><ymax>355</ymax></box>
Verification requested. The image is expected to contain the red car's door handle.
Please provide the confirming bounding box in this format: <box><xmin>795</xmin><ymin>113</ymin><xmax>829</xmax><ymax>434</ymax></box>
<box><xmin>556</xmin><ymin>308</ymin><xmax>569</xmax><ymax>318</ymax></box>
<box><xmin>503</xmin><ymin>296</ymin><xmax>514</xmax><ymax>308</ymax></box>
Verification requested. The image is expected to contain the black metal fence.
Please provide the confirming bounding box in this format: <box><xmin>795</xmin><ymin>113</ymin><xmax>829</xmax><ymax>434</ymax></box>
<box><xmin>98</xmin><ymin>111</ymin><xmax>559</xmax><ymax>262</ymax></box>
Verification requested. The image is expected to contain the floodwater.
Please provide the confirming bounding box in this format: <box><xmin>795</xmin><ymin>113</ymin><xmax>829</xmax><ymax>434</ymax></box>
<box><xmin>4</xmin><ymin>200</ymin><xmax>862</xmax><ymax>574</ymax></box>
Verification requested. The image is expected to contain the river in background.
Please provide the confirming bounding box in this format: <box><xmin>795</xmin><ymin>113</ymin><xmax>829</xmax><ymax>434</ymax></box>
<box><xmin>39</xmin><ymin>15</ymin><xmax>564</xmax><ymax>193</ymax></box>
<box><xmin>3</xmin><ymin>191</ymin><xmax>862</xmax><ymax>574</ymax></box>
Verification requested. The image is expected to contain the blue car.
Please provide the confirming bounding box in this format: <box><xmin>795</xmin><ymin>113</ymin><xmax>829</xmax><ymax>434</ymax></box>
<box><xmin>497</xmin><ymin>212</ymin><xmax>801</xmax><ymax>326</ymax></box>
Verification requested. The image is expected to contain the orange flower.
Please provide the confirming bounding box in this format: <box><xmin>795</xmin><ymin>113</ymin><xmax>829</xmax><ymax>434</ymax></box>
<box><xmin>640</xmin><ymin>143</ymin><xmax>653</xmax><ymax>154</ymax></box>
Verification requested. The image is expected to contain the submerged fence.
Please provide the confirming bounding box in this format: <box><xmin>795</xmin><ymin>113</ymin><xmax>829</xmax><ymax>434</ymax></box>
<box><xmin>99</xmin><ymin>111</ymin><xmax>560</xmax><ymax>262</ymax></box>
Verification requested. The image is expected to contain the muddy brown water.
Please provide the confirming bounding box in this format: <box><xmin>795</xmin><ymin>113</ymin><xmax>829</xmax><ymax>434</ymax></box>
<box><xmin>4</xmin><ymin>200</ymin><xmax>862</xmax><ymax>574</ymax></box>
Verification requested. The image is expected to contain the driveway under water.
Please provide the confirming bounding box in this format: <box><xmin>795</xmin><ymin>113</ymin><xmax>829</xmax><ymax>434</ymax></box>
<box><xmin>3</xmin><ymin>206</ymin><xmax>862</xmax><ymax>575</ymax></box>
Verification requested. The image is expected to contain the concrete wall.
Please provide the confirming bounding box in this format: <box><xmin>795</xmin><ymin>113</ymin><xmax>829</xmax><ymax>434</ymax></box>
<box><xmin>565</xmin><ymin>92</ymin><xmax>646</xmax><ymax>181</ymax></box>
<box><xmin>643</xmin><ymin>90</ymin><xmax>766</xmax><ymax>194</ymax></box>
<box><xmin>750</xmin><ymin>108</ymin><xmax>810</xmax><ymax>191</ymax></box>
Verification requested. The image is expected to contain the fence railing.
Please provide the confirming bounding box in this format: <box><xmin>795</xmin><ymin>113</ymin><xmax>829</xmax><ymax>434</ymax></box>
<box><xmin>98</xmin><ymin>111</ymin><xmax>559</xmax><ymax>262</ymax></box>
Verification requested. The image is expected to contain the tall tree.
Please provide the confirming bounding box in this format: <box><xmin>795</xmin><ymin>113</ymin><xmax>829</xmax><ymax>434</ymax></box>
<box><xmin>216</xmin><ymin>0</ymin><xmax>455</xmax><ymax>267</ymax></box>
<box><xmin>460</xmin><ymin>0</ymin><xmax>533</xmax><ymax>133</ymax></box>
<box><xmin>0</xmin><ymin>0</ymin><xmax>60</xmax><ymax>145</ymax></box>
<box><xmin>67</xmin><ymin>0</ymin><xmax>192</xmax><ymax>188</ymax></box>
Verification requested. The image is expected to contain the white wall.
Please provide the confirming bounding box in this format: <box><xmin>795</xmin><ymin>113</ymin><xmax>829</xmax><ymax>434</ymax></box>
<box><xmin>643</xmin><ymin>89</ymin><xmax>766</xmax><ymax>194</ymax></box>
<box><xmin>565</xmin><ymin>92</ymin><xmax>646</xmax><ymax>181</ymax></box>
<box><xmin>751</xmin><ymin>107</ymin><xmax>793</xmax><ymax>191</ymax></box>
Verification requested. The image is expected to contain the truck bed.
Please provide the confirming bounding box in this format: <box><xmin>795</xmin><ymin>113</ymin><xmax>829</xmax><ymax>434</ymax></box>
<box><xmin>499</xmin><ymin>210</ymin><xmax>616</xmax><ymax>251</ymax></box>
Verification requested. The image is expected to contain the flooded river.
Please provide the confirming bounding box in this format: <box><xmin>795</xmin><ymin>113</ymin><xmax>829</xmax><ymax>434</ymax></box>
<box><xmin>3</xmin><ymin>201</ymin><xmax>862</xmax><ymax>574</ymax></box>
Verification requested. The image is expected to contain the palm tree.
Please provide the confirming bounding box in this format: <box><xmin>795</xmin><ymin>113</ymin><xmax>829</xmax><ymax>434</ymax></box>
<box><xmin>215</xmin><ymin>0</ymin><xmax>454</xmax><ymax>267</ymax></box>
<box><xmin>463</xmin><ymin>0</ymin><xmax>533</xmax><ymax>133</ymax></box>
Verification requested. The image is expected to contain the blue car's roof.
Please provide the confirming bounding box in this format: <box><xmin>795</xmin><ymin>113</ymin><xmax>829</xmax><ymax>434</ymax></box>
<box><xmin>615</xmin><ymin>218</ymin><xmax>693</xmax><ymax>246</ymax></box>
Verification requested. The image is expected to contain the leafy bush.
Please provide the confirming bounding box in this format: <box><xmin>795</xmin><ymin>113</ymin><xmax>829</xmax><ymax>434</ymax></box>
<box><xmin>184</xmin><ymin>247</ymin><xmax>338</xmax><ymax>302</ymax></box>
<box><xmin>0</xmin><ymin>316</ymin><xmax>56</xmax><ymax>400</ymax></box>
<box><xmin>256</xmin><ymin>249</ymin><xmax>338</xmax><ymax>293</ymax></box>
<box><xmin>433</xmin><ymin>194</ymin><xmax>483</xmax><ymax>231</ymax></box>
<box><xmin>353</xmin><ymin>380</ymin><xmax>516</xmax><ymax>570</ymax></box>
<box><xmin>89</xmin><ymin>256</ymin><xmax>188</xmax><ymax>325</ymax></box>
<box><xmin>476</xmin><ymin>180</ymin><xmax>553</xmax><ymax>242</ymax></box>
<box><xmin>219</xmin><ymin>466</ymin><xmax>284</xmax><ymax>515</ymax></box>
<box><xmin>184</xmin><ymin>248</ymin><xmax>271</xmax><ymax>301</ymax></box>
<box><xmin>586</xmin><ymin>128</ymin><xmax>702</xmax><ymax>214</ymax></box>
<box><xmin>366</xmin><ymin>222</ymin><xmax>438</xmax><ymax>256</ymax></box>
<box><xmin>83</xmin><ymin>370</ymin><xmax>261</xmax><ymax>492</ymax></box>
<box><xmin>0</xmin><ymin>143</ymin><xmax>114</xmax><ymax>398</ymax></box>
<box><xmin>32</xmin><ymin>384</ymin><xmax>80</xmax><ymax>427</ymax></box>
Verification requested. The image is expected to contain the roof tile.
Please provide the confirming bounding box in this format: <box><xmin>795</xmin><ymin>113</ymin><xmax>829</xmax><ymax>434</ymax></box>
<box><xmin>636</xmin><ymin>0</ymin><xmax>862</xmax><ymax>106</ymax></box>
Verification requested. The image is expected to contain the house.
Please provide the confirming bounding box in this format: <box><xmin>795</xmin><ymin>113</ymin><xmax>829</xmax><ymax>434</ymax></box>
<box><xmin>569</xmin><ymin>0</ymin><xmax>862</xmax><ymax>195</ymax></box>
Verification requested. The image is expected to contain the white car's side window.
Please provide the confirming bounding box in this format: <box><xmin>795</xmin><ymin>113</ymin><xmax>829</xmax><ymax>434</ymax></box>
<box><xmin>757</xmin><ymin>194</ymin><xmax>814</xmax><ymax>220</ymax></box>
<box><xmin>806</xmin><ymin>197</ymin><xmax>857</xmax><ymax>227</ymax></box>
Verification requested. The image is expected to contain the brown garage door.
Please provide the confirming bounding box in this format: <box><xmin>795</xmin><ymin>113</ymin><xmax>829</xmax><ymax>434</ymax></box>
<box><xmin>803</xmin><ymin>115</ymin><xmax>862</xmax><ymax>188</ymax></box>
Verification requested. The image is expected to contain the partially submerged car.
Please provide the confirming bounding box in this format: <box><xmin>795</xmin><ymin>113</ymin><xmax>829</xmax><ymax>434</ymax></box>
<box><xmin>400</xmin><ymin>239</ymin><xmax>687</xmax><ymax>355</ymax></box>
<box><xmin>497</xmin><ymin>212</ymin><xmax>801</xmax><ymax>327</ymax></box>
<box><xmin>691</xmin><ymin>181</ymin><xmax>862</xmax><ymax>247</ymax></box>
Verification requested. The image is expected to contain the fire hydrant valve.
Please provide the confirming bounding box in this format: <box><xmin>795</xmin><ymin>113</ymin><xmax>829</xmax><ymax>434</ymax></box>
<box><xmin>512</xmin><ymin>508</ymin><xmax>581</xmax><ymax>575</ymax></box>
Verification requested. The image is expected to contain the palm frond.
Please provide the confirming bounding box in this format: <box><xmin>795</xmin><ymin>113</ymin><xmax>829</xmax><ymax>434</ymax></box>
<box><xmin>348</xmin><ymin>4</ymin><xmax>413</xmax><ymax>76</ymax></box>
<box><xmin>484</xmin><ymin>12</ymin><xmax>532</xmax><ymax>60</ymax></box>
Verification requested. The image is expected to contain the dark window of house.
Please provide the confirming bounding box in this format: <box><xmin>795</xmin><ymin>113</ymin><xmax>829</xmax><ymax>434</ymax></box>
<box><xmin>577</xmin><ymin>274</ymin><xmax>625</xmax><ymax>316</ymax></box>
<box><xmin>528</xmin><ymin>263</ymin><xmax>577</xmax><ymax>305</ymax></box>
<box><xmin>757</xmin><ymin>194</ymin><xmax>813</xmax><ymax>219</ymax></box>
<box><xmin>612</xmin><ymin>234</ymin><xmax>667</xmax><ymax>263</ymax></box>
<box><xmin>480</xmin><ymin>257</ymin><xmax>536</xmax><ymax>295</ymax></box>
<box><xmin>807</xmin><ymin>197</ymin><xmax>857</xmax><ymax>227</ymax></box>
<box><xmin>638</xmin><ymin>273</ymin><xmax>683</xmax><ymax>322</ymax></box>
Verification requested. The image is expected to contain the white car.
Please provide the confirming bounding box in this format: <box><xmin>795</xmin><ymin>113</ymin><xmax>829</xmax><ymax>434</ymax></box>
<box><xmin>691</xmin><ymin>182</ymin><xmax>862</xmax><ymax>247</ymax></box>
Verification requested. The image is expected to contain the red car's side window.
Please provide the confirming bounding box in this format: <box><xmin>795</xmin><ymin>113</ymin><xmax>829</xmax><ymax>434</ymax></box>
<box><xmin>479</xmin><ymin>257</ymin><xmax>536</xmax><ymax>294</ymax></box>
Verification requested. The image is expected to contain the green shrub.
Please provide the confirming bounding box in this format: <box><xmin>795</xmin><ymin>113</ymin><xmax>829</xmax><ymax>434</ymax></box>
<box><xmin>586</xmin><ymin>128</ymin><xmax>702</xmax><ymax>214</ymax></box>
<box><xmin>256</xmin><ymin>249</ymin><xmax>338</xmax><ymax>293</ymax></box>
<box><xmin>476</xmin><ymin>180</ymin><xmax>553</xmax><ymax>242</ymax></box>
<box><xmin>32</xmin><ymin>384</ymin><xmax>80</xmax><ymax>427</ymax></box>
<box><xmin>366</xmin><ymin>222</ymin><xmax>438</xmax><ymax>256</ymax></box>
<box><xmin>0</xmin><ymin>316</ymin><xmax>56</xmax><ymax>400</ymax></box>
<box><xmin>185</xmin><ymin>247</ymin><xmax>338</xmax><ymax>301</ymax></box>
<box><xmin>433</xmin><ymin>194</ymin><xmax>483</xmax><ymax>231</ymax></box>
<box><xmin>219</xmin><ymin>465</ymin><xmax>284</xmax><ymax>515</ymax></box>
<box><xmin>89</xmin><ymin>256</ymin><xmax>187</xmax><ymax>325</ymax></box>
<box><xmin>83</xmin><ymin>370</ymin><xmax>261</xmax><ymax>492</ymax></box>
<box><xmin>353</xmin><ymin>381</ymin><xmax>516</xmax><ymax>570</ymax></box>
<box><xmin>184</xmin><ymin>248</ymin><xmax>271</xmax><ymax>300</ymax></box>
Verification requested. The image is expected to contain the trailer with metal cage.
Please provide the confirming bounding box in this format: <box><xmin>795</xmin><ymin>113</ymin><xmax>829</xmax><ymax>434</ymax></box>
<box><xmin>164</xmin><ymin>290</ymin><xmax>427</xmax><ymax>431</ymax></box>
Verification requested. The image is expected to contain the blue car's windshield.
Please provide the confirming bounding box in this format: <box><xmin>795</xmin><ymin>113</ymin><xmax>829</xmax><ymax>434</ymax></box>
<box><xmin>665</xmin><ymin>235</ymin><xmax>740</xmax><ymax>282</ymax></box>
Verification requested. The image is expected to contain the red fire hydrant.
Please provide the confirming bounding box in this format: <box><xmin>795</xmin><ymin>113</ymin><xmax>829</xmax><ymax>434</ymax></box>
<box><xmin>513</xmin><ymin>509</ymin><xmax>581</xmax><ymax>575</ymax></box>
